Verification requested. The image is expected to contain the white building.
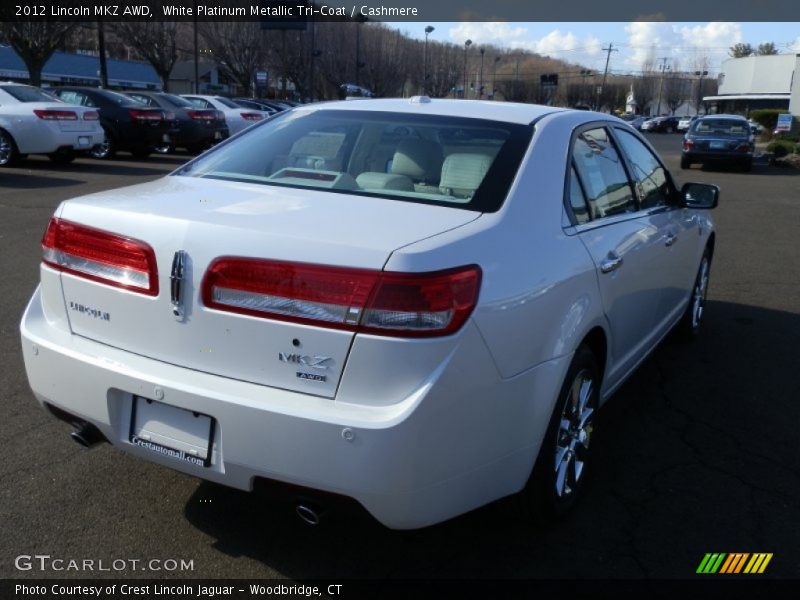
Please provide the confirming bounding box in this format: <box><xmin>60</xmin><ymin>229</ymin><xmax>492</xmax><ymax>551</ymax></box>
<box><xmin>704</xmin><ymin>53</ymin><xmax>799</xmax><ymax>117</ymax></box>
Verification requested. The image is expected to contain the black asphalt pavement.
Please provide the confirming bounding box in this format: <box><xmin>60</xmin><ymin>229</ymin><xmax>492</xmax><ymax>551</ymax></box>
<box><xmin>1</xmin><ymin>136</ymin><xmax>798</xmax><ymax>581</ymax></box>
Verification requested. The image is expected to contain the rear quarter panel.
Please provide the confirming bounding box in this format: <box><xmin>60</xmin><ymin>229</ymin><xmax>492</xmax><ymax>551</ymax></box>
<box><xmin>385</xmin><ymin>111</ymin><xmax>607</xmax><ymax>381</ymax></box>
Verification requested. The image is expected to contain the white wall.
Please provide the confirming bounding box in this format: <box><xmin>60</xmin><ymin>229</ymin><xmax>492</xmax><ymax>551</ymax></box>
<box><xmin>718</xmin><ymin>54</ymin><xmax>796</xmax><ymax>95</ymax></box>
<box><xmin>790</xmin><ymin>55</ymin><xmax>800</xmax><ymax>117</ymax></box>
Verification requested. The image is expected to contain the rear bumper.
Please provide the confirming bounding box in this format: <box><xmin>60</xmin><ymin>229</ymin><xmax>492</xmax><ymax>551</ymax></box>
<box><xmin>15</xmin><ymin>122</ymin><xmax>103</xmax><ymax>154</ymax></box>
<box><xmin>20</xmin><ymin>287</ymin><xmax>569</xmax><ymax>529</ymax></box>
<box><xmin>683</xmin><ymin>150</ymin><xmax>753</xmax><ymax>162</ymax></box>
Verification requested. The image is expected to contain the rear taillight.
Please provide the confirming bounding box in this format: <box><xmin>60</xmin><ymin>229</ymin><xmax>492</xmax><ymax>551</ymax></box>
<box><xmin>187</xmin><ymin>110</ymin><xmax>216</xmax><ymax>121</ymax></box>
<box><xmin>240</xmin><ymin>112</ymin><xmax>264</xmax><ymax>121</ymax></box>
<box><xmin>683</xmin><ymin>139</ymin><xmax>694</xmax><ymax>150</ymax></box>
<box><xmin>41</xmin><ymin>218</ymin><xmax>158</xmax><ymax>296</ymax></box>
<box><xmin>202</xmin><ymin>259</ymin><xmax>481</xmax><ymax>338</ymax></box>
<box><xmin>736</xmin><ymin>142</ymin><xmax>753</xmax><ymax>152</ymax></box>
<box><xmin>34</xmin><ymin>109</ymin><xmax>78</xmax><ymax>121</ymax></box>
<box><xmin>128</xmin><ymin>109</ymin><xmax>163</xmax><ymax>122</ymax></box>
<box><xmin>82</xmin><ymin>111</ymin><xmax>99</xmax><ymax>120</ymax></box>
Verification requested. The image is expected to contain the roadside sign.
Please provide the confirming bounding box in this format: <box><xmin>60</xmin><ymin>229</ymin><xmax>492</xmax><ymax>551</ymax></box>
<box><xmin>775</xmin><ymin>113</ymin><xmax>792</xmax><ymax>132</ymax></box>
<box><xmin>256</xmin><ymin>71</ymin><xmax>269</xmax><ymax>86</ymax></box>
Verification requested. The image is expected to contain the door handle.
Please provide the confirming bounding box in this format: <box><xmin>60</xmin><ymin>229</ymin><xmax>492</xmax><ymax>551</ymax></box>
<box><xmin>665</xmin><ymin>233</ymin><xmax>678</xmax><ymax>247</ymax></box>
<box><xmin>600</xmin><ymin>255</ymin><xmax>623</xmax><ymax>273</ymax></box>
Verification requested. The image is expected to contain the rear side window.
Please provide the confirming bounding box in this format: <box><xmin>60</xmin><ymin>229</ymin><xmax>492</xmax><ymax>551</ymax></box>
<box><xmin>0</xmin><ymin>85</ymin><xmax>59</xmax><ymax>102</ymax></box>
<box><xmin>571</xmin><ymin>127</ymin><xmax>636</xmax><ymax>219</ymax></box>
<box><xmin>568</xmin><ymin>165</ymin><xmax>591</xmax><ymax>224</ymax></box>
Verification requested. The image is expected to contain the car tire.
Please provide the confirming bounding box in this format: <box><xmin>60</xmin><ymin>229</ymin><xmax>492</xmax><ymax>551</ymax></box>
<box><xmin>676</xmin><ymin>250</ymin><xmax>711</xmax><ymax>340</ymax></box>
<box><xmin>680</xmin><ymin>156</ymin><xmax>691</xmax><ymax>169</ymax></box>
<box><xmin>48</xmin><ymin>150</ymin><xmax>75</xmax><ymax>164</ymax></box>
<box><xmin>521</xmin><ymin>344</ymin><xmax>600</xmax><ymax>520</ymax></box>
<box><xmin>0</xmin><ymin>128</ymin><xmax>20</xmax><ymax>167</ymax></box>
<box><xmin>90</xmin><ymin>134</ymin><xmax>115</xmax><ymax>159</ymax></box>
<box><xmin>153</xmin><ymin>143</ymin><xmax>173</xmax><ymax>155</ymax></box>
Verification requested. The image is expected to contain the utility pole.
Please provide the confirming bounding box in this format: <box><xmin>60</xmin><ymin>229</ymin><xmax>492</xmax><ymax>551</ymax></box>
<box><xmin>192</xmin><ymin>2</ymin><xmax>199</xmax><ymax>93</ymax></box>
<box><xmin>423</xmin><ymin>25</ymin><xmax>434</xmax><ymax>95</ymax></box>
<box><xmin>655</xmin><ymin>56</ymin><xmax>670</xmax><ymax>116</ymax></box>
<box><xmin>597</xmin><ymin>43</ymin><xmax>618</xmax><ymax>111</ymax></box>
<box><xmin>96</xmin><ymin>21</ymin><xmax>108</xmax><ymax>88</ymax></box>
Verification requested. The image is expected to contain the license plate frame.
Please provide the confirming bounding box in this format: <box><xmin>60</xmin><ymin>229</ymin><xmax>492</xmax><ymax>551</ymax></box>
<box><xmin>129</xmin><ymin>396</ymin><xmax>215</xmax><ymax>468</ymax></box>
<box><xmin>709</xmin><ymin>141</ymin><xmax>727</xmax><ymax>150</ymax></box>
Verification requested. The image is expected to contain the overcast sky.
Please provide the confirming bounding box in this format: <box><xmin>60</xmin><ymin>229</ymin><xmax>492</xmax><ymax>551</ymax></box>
<box><xmin>387</xmin><ymin>22</ymin><xmax>800</xmax><ymax>74</ymax></box>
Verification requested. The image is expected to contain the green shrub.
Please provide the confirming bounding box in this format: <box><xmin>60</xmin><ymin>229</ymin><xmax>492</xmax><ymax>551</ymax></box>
<box><xmin>766</xmin><ymin>140</ymin><xmax>795</xmax><ymax>157</ymax></box>
<box><xmin>749</xmin><ymin>109</ymin><xmax>790</xmax><ymax>131</ymax></box>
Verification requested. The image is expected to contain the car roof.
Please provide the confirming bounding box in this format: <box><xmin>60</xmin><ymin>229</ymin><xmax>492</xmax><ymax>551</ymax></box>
<box><xmin>301</xmin><ymin>97</ymin><xmax>569</xmax><ymax>125</ymax></box>
<box><xmin>698</xmin><ymin>114</ymin><xmax>747</xmax><ymax>120</ymax></box>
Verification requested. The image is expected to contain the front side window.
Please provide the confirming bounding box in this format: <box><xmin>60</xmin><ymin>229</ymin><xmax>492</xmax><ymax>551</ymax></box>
<box><xmin>571</xmin><ymin>127</ymin><xmax>636</xmax><ymax>219</ymax></box>
<box><xmin>177</xmin><ymin>109</ymin><xmax>533</xmax><ymax>212</ymax></box>
<box><xmin>615</xmin><ymin>129</ymin><xmax>672</xmax><ymax>209</ymax></box>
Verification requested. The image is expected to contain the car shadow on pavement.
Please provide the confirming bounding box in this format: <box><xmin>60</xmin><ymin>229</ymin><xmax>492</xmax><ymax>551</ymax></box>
<box><xmin>183</xmin><ymin>300</ymin><xmax>800</xmax><ymax>579</ymax></box>
<box><xmin>0</xmin><ymin>172</ymin><xmax>86</xmax><ymax>189</ymax></box>
<box><xmin>693</xmin><ymin>162</ymin><xmax>800</xmax><ymax>176</ymax></box>
<box><xmin>10</xmin><ymin>159</ymin><xmax>176</xmax><ymax>178</ymax></box>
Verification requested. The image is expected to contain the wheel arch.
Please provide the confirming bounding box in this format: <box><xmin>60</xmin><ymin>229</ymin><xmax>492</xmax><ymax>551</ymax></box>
<box><xmin>579</xmin><ymin>326</ymin><xmax>608</xmax><ymax>387</ymax></box>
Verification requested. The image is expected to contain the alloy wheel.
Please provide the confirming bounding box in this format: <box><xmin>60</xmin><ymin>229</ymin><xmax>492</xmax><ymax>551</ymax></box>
<box><xmin>0</xmin><ymin>130</ymin><xmax>14</xmax><ymax>166</ymax></box>
<box><xmin>553</xmin><ymin>369</ymin><xmax>595</xmax><ymax>498</ymax></box>
<box><xmin>691</xmin><ymin>257</ymin><xmax>710</xmax><ymax>330</ymax></box>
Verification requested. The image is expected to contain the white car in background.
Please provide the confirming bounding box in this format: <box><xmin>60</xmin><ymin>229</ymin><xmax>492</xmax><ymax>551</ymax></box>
<box><xmin>181</xmin><ymin>94</ymin><xmax>268</xmax><ymax>135</ymax></box>
<box><xmin>0</xmin><ymin>83</ymin><xmax>103</xmax><ymax>166</ymax></box>
<box><xmin>677</xmin><ymin>115</ymin><xmax>698</xmax><ymax>132</ymax></box>
<box><xmin>21</xmin><ymin>100</ymin><xmax>719</xmax><ymax>529</ymax></box>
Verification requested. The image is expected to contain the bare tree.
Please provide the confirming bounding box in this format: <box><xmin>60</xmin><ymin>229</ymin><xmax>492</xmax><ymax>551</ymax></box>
<box><xmin>633</xmin><ymin>60</ymin><xmax>658</xmax><ymax>116</ymax></box>
<box><xmin>199</xmin><ymin>21</ymin><xmax>268</xmax><ymax>95</ymax></box>
<box><xmin>112</xmin><ymin>21</ymin><xmax>179</xmax><ymax>90</ymax></box>
<box><xmin>0</xmin><ymin>22</ymin><xmax>78</xmax><ymax>86</ymax></box>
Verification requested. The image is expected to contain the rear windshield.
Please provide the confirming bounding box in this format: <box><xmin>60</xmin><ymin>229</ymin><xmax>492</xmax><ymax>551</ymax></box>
<box><xmin>0</xmin><ymin>85</ymin><xmax>59</xmax><ymax>102</ymax></box>
<box><xmin>177</xmin><ymin>109</ymin><xmax>533</xmax><ymax>212</ymax></box>
<box><xmin>692</xmin><ymin>118</ymin><xmax>750</xmax><ymax>135</ymax></box>
<box><xmin>215</xmin><ymin>97</ymin><xmax>240</xmax><ymax>109</ymax></box>
<box><xmin>159</xmin><ymin>93</ymin><xmax>193</xmax><ymax>108</ymax></box>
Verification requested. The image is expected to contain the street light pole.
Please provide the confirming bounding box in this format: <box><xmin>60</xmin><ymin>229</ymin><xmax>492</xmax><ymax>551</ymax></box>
<box><xmin>423</xmin><ymin>25</ymin><xmax>434</xmax><ymax>95</ymax></box>
<box><xmin>479</xmin><ymin>48</ymin><xmax>485</xmax><ymax>99</ymax></box>
<box><xmin>694</xmin><ymin>69</ymin><xmax>708</xmax><ymax>115</ymax></box>
<box><xmin>492</xmin><ymin>56</ymin><xmax>500</xmax><ymax>99</ymax></box>
<box><xmin>463</xmin><ymin>39</ymin><xmax>472</xmax><ymax>99</ymax></box>
<box><xmin>655</xmin><ymin>57</ymin><xmax>670</xmax><ymax>116</ymax></box>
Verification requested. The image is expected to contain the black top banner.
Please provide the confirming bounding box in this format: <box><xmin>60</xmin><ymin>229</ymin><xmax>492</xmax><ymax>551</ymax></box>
<box><xmin>1</xmin><ymin>0</ymin><xmax>800</xmax><ymax>22</ymax></box>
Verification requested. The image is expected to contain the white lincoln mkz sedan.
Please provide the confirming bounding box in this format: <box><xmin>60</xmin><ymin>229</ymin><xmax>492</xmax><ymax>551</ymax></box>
<box><xmin>20</xmin><ymin>98</ymin><xmax>718</xmax><ymax>529</ymax></box>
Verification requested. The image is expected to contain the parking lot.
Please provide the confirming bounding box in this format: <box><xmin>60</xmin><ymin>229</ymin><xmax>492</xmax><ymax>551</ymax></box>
<box><xmin>1</xmin><ymin>134</ymin><xmax>799</xmax><ymax>579</ymax></box>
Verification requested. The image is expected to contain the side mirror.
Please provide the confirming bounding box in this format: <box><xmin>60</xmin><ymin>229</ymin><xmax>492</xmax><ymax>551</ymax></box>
<box><xmin>680</xmin><ymin>182</ymin><xmax>719</xmax><ymax>209</ymax></box>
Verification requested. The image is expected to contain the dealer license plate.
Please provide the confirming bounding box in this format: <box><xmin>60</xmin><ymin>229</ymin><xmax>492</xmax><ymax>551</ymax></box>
<box><xmin>129</xmin><ymin>396</ymin><xmax>214</xmax><ymax>467</ymax></box>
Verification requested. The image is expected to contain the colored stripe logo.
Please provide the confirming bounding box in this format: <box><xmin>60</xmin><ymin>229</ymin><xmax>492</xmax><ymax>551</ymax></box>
<box><xmin>697</xmin><ymin>553</ymin><xmax>773</xmax><ymax>574</ymax></box>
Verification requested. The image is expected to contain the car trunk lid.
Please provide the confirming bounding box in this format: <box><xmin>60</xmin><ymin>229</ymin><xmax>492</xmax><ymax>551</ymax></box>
<box><xmin>53</xmin><ymin>175</ymin><xmax>479</xmax><ymax>398</ymax></box>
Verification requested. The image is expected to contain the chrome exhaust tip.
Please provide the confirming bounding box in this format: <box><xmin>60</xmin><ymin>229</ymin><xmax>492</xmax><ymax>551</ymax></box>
<box><xmin>70</xmin><ymin>422</ymin><xmax>105</xmax><ymax>449</ymax></box>
<box><xmin>295</xmin><ymin>503</ymin><xmax>323</xmax><ymax>526</ymax></box>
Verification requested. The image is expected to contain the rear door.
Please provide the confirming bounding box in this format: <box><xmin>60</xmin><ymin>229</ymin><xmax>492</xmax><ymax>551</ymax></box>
<box><xmin>567</xmin><ymin>125</ymin><xmax>669</xmax><ymax>387</ymax></box>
